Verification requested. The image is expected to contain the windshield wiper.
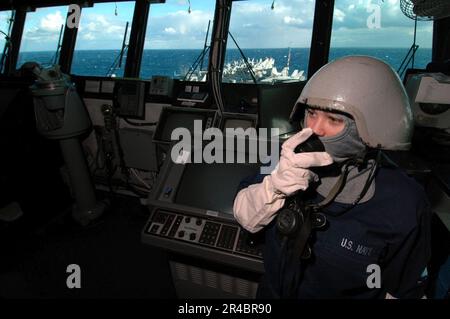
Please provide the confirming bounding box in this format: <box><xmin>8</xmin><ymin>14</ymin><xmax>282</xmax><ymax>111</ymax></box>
<box><xmin>227</xmin><ymin>31</ymin><xmax>257</xmax><ymax>84</ymax></box>
<box><xmin>106</xmin><ymin>21</ymin><xmax>129</xmax><ymax>77</ymax></box>
<box><xmin>49</xmin><ymin>24</ymin><xmax>64</xmax><ymax>65</ymax></box>
<box><xmin>184</xmin><ymin>20</ymin><xmax>211</xmax><ymax>81</ymax></box>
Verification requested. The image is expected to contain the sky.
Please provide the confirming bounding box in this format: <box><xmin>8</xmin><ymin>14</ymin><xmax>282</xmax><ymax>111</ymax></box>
<box><xmin>0</xmin><ymin>0</ymin><xmax>433</xmax><ymax>52</ymax></box>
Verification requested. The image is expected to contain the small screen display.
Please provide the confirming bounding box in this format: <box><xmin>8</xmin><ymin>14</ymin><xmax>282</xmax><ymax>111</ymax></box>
<box><xmin>175</xmin><ymin>161</ymin><xmax>260</xmax><ymax>215</ymax></box>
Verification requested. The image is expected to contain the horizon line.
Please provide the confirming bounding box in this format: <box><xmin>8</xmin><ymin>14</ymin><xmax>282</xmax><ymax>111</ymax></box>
<box><xmin>17</xmin><ymin>46</ymin><xmax>433</xmax><ymax>53</ymax></box>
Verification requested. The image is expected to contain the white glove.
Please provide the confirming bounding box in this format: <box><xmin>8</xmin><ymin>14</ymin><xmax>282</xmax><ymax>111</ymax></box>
<box><xmin>233</xmin><ymin>175</ymin><xmax>285</xmax><ymax>233</ymax></box>
<box><xmin>233</xmin><ymin>128</ymin><xmax>333</xmax><ymax>233</ymax></box>
<box><xmin>271</xmin><ymin>128</ymin><xmax>333</xmax><ymax>196</ymax></box>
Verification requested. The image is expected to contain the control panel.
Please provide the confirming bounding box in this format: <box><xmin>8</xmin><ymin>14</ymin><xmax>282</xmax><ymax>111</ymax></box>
<box><xmin>174</xmin><ymin>82</ymin><xmax>211</xmax><ymax>107</ymax></box>
<box><xmin>113</xmin><ymin>80</ymin><xmax>146</xmax><ymax>119</ymax></box>
<box><xmin>142</xmin><ymin>209</ymin><xmax>264</xmax><ymax>273</ymax></box>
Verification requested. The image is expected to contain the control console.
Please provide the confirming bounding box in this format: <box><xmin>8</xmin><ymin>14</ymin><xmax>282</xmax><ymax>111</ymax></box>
<box><xmin>142</xmin><ymin>209</ymin><xmax>265</xmax><ymax>273</ymax></box>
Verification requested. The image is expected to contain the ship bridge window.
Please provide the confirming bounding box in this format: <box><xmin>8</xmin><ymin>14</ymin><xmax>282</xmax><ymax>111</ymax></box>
<box><xmin>140</xmin><ymin>0</ymin><xmax>215</xmax><ymax>81</ymax></box>
<box><xmin>71</xmin><ymin>2</ymin><xmax>136</xmax><ymax>77</ymax></box>
<box><xmin>330</xmin><ymin>0</ymin><xmax>433</xmax><ymax>74</ymax></box>
<box><xmin>223</xmin><ymin>0</ymin><xmax>315</xmax><ymax>84</ymax></box>
<box><xmin>16</xmin><ymin>6</ymin><xmax>69</xmax><ymax>69</ymax></box>
<box><xmin>0</xmin><ymin>10</ymin><xmax>13</xmax><ymax>72</ymax></box>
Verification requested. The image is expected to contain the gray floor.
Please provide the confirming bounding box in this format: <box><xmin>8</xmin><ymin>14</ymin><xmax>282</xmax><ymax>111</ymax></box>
<box><xmin>0</xmin><ymin>194</ymin><xmax>177</xmax><ymax>299</ymax></box>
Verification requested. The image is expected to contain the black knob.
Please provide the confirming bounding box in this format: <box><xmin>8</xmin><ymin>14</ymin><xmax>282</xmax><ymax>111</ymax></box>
<box><xmin>178</xmin><ymin>230</ymin><xmax>185</xmax><ymax>238</ymax></box>
<box><xmin>185</xmin><ymin>217</ymin><xmax>191</xmax><ymax>223</ymax></box>
<box><xmin>196</xmin><ymin>218</ymin><xmax>202</xmax><ymax>226</ymax></box>
<box><xmin>189</xmin><ymin>233</ymin><xmax>196</xmax><ymax>241</ymax></box>
<box><xmin>312</xmin><ymin>212</ymin><xmax>327</xmax><ymax>229</ymax></box>
<box><xmin>276</xmin><ymin>207</ymin><xmax>303</xmax><ymax>237</ymax></box>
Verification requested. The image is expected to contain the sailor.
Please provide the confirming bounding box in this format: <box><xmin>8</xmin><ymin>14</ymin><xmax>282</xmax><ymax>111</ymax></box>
<box><xmin>233</xmin><ymin>55</ymin><xmax>431</xmax><ymax>299</ymax></box>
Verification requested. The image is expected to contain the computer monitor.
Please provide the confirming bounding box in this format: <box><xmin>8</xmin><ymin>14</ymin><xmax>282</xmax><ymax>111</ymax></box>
<box><xmin>257</xmin><ymin>83</ymin><xmax>301</xmax><ymax>136</ymax></box>
<box><xmin>175</xmin><ymin>161</ymin><xmax>259</xmax><ymax>216</ymax></box>
<box><xmin>153</xmin><ymin>106</ymin><xmax>217</xmax><ymax>144</ymax></box>
<box><xmin>147</xmin><ymin>140</ymin><xmax>265</xmax><ymax>222</ymax></box>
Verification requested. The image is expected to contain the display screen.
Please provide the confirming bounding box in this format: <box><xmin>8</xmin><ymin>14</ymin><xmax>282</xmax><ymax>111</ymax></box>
<box><xmin>174</xmin><ymin>160</ymin><xmax>260</xmax><ymax>215</ymax></box>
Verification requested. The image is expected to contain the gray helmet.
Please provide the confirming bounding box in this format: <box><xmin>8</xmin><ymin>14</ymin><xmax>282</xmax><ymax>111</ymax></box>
<box><xmin>290</xmin><ymin>55</ymin><xmax>413</xmax><ymax>150</ymax></box>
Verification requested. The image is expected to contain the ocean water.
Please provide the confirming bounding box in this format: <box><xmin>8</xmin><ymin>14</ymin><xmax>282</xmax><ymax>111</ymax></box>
<box><xmin>16</xmin><ymin>47</ymin><xmax>432</xmax><ymax>80</ymax></box>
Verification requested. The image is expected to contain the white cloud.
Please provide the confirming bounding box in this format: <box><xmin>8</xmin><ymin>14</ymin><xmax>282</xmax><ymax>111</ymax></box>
<box><xmin>40</xmin><ymin>11</ymin><xmax>65</xmax><ymax>32</ymax></box>
<box><xmin>86</xmin><ymin>22</ymin><xmax>97</xmax><ymax>32</ymax></box>
<box><xmin>164</xmin><ymin>27</ymin><xmax>177</xmax><ymax>34</ymax></box>
<box><xmin>235</xmin><ymin>3</ymin><xmax>266</xmax><ymax>14</ymax></box>
<box><xmin>146</xmin><ymin>8</ymin><xmax>214</xmax><ymax>49</ymax></box>
<box><xmin>97</xmin><ymin>15</ymin><xmax>110</xmax><ymax>27</ymax></box>
<box><xmin>106</xmin><ymin>25</ymin><xmax>123</xmax><ymax>34</ymax></box>
<box><xmin>283</xmin><ymin>16</ymin><xmax>304</xmax><ymax>26</ymax></box>
<box><xmin>74</xmin><ymin>12</ymin><xmax>129</xmax><ymax>47</ymax></box>
<box><xmin>179</xmin><ymin>25</ymin><xmax>187</xmax><ymax>34</ymax></box>
<box><xmin>83</xmin><ymin>32</ymin><xmax>95</xmax><ymax>40</ymax></box>
<box><xmin>19</xmin><ymin>0</ymin><xmax>433</xmax><ymax>51</ymax></box>
<box><xmin>220</xmin><ymin>0</ymin><xmax>316</xmax><ymax>48</ymax></box>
